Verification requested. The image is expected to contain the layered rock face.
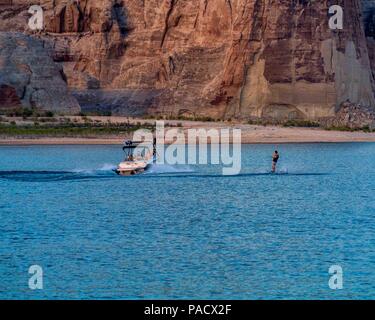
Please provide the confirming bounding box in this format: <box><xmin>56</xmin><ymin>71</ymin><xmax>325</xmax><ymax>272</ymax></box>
<box><xmin>0</xmin><ymin>0</ymin><xmax>374</xmax><ymax>119</ymax></box>
<box><xmin>0</xmin><ymin>32</ymin><xmax>80</xmax><ymax>113</ymax></box>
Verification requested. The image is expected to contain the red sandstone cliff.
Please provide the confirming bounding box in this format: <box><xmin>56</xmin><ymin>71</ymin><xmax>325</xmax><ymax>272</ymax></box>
<box><xmin>0</xmin><ymin>0</ymin><xmax>374</xmax><ymax>120</ymax></box>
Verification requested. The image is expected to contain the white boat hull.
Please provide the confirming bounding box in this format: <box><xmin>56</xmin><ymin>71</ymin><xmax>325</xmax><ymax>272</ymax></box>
<box><xmin>114</xmin><ymin>160</ymin><xmax>150</xmax><ymax>176</ymax></box>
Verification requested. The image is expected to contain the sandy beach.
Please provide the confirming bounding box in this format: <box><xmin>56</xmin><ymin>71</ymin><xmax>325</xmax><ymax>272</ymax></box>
<box><xmin>1</xmin><ymin>120</ymin><xmax>375</xmax><ymax>145</ymax></box>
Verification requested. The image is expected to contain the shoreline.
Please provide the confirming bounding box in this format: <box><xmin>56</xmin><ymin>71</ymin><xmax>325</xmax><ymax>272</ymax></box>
<box><xmin>0</xmin><ymin>128</ymin><xmax>375</xmax><ymax>146</ymax></box>
<box><xmin>1</xmin><ymin>141</ymin><xmax>375</xmax><ymax>146</ymax></box>
<box><xmin>1</xmin><ymin>125</ymin><xmax>375</xmax><ymax>145</ymax></box>
<box><xmin>2</xmin><ymin>117</ymin><xmax>375</xmax><ymax>145</ymax></box>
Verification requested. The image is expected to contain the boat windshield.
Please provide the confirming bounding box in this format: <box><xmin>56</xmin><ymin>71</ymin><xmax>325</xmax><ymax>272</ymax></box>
<box><xmin>123</xmin><ymin>144</ymin><xmax>151</xmax><ymax>161</ymax></box>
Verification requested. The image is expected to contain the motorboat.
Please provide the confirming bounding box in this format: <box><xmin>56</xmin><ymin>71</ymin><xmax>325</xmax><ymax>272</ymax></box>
<box><xmin>114</xmin><ymin>140</ymin><xmax>155</xmax><ymax>176</ymax></box>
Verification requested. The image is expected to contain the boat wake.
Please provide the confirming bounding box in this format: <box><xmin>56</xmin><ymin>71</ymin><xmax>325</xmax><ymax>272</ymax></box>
<box><xmin>0</xmin><ymin>170</ymin><xmax>114</xmax><ymax>182</ymax></box>
<box><xmin>146</xmin><ymin>164</ymin><xmax>194</xmax><ymax>175</ymax></box>
<box><xmin>0</xmin><ymin>163</ymin><xmax>196</xmax><ymax>182</ymax></box>
<box><xmin>0</xmin><ymin>163</ymin><xmax>118</xmax><ymax>182</ymax></box>
<box><xmin>136</xmin><ymin>172</ymin><xmax>331</xmax><ymax>180</ymax></box>
<box><xmin>0</xmin><ymin>164</ymin><xmax>330</xmax><ymax>182</ymax></box>
<box><xmin>72</xmin><ymin>163</ymin><xmax>117</xmax><ymax>174</ymax></box>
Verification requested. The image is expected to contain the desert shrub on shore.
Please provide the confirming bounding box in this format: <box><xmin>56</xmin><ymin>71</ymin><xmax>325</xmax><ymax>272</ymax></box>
<box><xmin>325</xmin><ymin>125</ymin><xmax>375</xmax><ymax>132</ymax></box>
<box><xmin>0</xmin><ymin>121</ymin><xmax>154</xmax><ymax>138</ymax></box>
<box><xmin>143</xmin><ymin>114</ymin><xmax>217</xmax><ymax>122</ymax></box>
<box><xmin>247</xmin><ymin>118</ymin><xmax>375</xmax><ymax>132</ymax></box>
<box><xmin>283</xmin><ymin>120</ymin><xmax>320</xmax><ymax>128</ymax></box>
<box><xmin>78</xmin><ymin>110</ymin><xmax>112</xmax><ymax>117</ymax></box>
<box><xmin>247</xmin><ymin>119</ymin><xmax>271</xmax><ymax>126</ymax></box>
<box><xmin>1</xmin><ymin>107</ymin><xmax>55</xmax><ymax>119</ymax></box>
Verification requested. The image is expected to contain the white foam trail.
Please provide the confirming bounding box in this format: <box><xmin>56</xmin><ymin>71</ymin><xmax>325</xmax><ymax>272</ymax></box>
<box><xmin>279</xmin><ymin>167</ymin><xmax>289</xmax><ymax>174</ymax></box>
<box><xmin>73</xmin><ymin>163</ymin><xmax>193</xmax><ymax>175</ymax></box>
<box><xmin>72</xmin><ymin>168</ymin><xmax>93</xmax><ymax>174</ymax></box>
<box><xmin>72</xmin><ymin>163</ymin><xmax>117</xmax><ymax>174</ymax></box>
<box><xmin>98</xmin><ymin>163</ymin><xmax>117</xmax><ymax>171</ymax></box>
<box><xmin>146</xmin><ymin>164</ymin><xmax>194</xmax><ymax>174</ymax></box>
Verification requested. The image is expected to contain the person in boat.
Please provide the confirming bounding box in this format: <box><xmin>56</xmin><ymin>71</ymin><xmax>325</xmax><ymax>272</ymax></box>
<box><xmin>127</xmin><ymin>154</ymin><xmax>134</xmax><ymax>161</ymax></box>
<box><xmin>272</xmin><ymin>150</ymin><xmax>279</xmax><ymax>173</ymax></box>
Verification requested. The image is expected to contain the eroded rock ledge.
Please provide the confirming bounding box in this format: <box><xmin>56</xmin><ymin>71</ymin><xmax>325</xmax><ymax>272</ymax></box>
<box><xmin>320</xmin><ymin>102</ymin><xmax>375</xmax><ymax>130</ymax></box>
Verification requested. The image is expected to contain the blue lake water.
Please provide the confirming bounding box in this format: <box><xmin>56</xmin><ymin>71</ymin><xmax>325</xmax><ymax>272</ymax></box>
<box><xmin>0</xmin><ymin>143</ymin><xmax>375</xmax><ymax>299</ymax></box>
